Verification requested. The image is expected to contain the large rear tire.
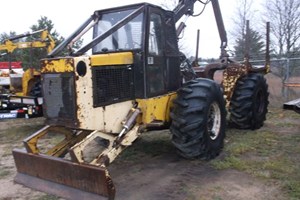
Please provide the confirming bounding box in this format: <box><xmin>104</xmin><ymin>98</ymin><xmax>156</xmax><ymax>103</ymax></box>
<box><xmin>170</xmin><ymin>78</ymin><xmax>226</xmax><ymax>160</ymax></box>
<box><xmin>229</xmin><ymin>73</ymin><xmax>269</xmax><ymax>130</ymax></box>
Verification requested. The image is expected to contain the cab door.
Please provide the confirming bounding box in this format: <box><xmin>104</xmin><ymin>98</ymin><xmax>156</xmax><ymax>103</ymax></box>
<box><xmin>146</xmin><ymin>9</ymin><xmax>166</xmax><ymax>97</ymax></box>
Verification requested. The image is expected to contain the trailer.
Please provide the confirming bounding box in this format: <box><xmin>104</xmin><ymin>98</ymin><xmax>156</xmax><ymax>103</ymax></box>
<box><xmin>0</xmin><ymin>94</ymin><xmax>43</xmax><ymax>119</ymax></box>
<box><xmin>283</xmin><ymin>98</ymin><xmax>300</xmax><ymax>114</ymax></box>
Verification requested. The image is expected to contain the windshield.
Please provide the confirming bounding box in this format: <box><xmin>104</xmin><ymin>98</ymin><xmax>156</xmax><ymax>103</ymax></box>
<box><xmin>93</xmin><ymin>8</ymin><xmax>144</xmax><ymax>54</ymax></box>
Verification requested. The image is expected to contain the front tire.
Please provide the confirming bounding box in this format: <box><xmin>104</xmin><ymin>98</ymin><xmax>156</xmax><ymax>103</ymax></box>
<box><xmin>170</xmin><ymin>78</ymin><xmax>226</xmax><ymax>160</ymax></box>
<box><xmin>229</xmin><ymin>73</ymin><xmax>269</xmax><ymax>129</ymax></box>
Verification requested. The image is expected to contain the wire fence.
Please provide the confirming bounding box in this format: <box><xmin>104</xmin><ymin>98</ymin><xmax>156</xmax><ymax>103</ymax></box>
<box><xmin>250</xmin><ymin>57</ymin><xmax>300</xmax><ymax>107</ymax></box>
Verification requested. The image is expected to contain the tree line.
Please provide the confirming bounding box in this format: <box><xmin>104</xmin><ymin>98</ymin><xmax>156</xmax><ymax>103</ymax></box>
<box><xmin>232</xmin><ymin>0</ymin><xmax>300</xmax><ymax>61</ymax></box>
<box><xmin>0</xmin><ymin>16</ymin><xmax>82</xmax><ymax>70</ymax></box>
<box><xmin>0</xmin><ymin>17</ymin><xmax>60</xmax><ymax>69</ymax></box>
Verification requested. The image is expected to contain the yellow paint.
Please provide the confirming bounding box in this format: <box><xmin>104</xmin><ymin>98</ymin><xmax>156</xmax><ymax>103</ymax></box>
<box><xmin>41</xmin><ymin>58</ymin><xmax>74</xmax><ymax>73</ymax></box>
<box><xmin>21</xmin><ymin>68</ymin><xmax>40</xmax><ymax>96</ymax></box>
<box><xmin>90</xmin><ymin>52</ymin><xmax>133</xmax><ymax>66</ymax></box>
<box><xmin>137</xmin><ymin>93</ymin><xmax>177</xmax><ymax>124</ymax></box>
<box><xmin>0</xmin><ymin>30</ymin><xmax>55</xmax><ymax>54</ymax></box>
<box><xmin>40</xmin><ymin>52</ymin><xmax>132</xmax><ymax>73</ymax></box>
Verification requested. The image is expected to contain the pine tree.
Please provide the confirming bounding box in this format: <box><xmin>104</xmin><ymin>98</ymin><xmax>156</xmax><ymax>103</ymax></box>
<box><xmin>234</xmin><ymin>27</ymin><xmax>265</xmax><ymax>61</ymax></box>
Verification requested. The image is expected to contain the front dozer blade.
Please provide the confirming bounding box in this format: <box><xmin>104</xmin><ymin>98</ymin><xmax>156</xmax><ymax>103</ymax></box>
<box><xmin>13</xmin><ymin>149</ymin><xmax>115</xmax><ymax>200</ymax></box>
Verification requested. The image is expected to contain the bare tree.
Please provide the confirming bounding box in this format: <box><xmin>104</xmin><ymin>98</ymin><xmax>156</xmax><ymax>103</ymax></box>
<box><xmin>231</xmin><ymin>0</ymin><xmax>255</xmax><ymax>40</ymax></box>
<box><xmin>229</xmin><ymin>0</ymin><xmax>265</xmax><ymax>60</ymax></box>
<box><xmin>264</xmin><ymin>0</ymin><xmax>300</xmax><ymax>57</ymax></box>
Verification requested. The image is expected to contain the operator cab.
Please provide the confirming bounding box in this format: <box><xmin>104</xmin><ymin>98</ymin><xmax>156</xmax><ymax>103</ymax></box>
<box><xmin>88</xmin><ymin>3</ymin><xmax>182</xmax><ymax>98</ymax></box>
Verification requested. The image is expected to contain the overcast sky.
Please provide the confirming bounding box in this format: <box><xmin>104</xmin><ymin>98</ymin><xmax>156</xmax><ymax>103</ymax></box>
<box><xmin>0</xmin><ymin>0</ymin><xmax>259</xmax><ymax>58</ymax></box>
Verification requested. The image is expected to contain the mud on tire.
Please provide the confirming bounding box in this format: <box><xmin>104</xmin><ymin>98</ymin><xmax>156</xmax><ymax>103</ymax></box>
<box><xmin>170</xmin><ymin>78</ymin><xmax>226</xmax><ymax>160</ymax></box>
<box><xmin>229</xmin><ymin>73</ymin><xmax>269</xmax><ymax>130</ymax></box>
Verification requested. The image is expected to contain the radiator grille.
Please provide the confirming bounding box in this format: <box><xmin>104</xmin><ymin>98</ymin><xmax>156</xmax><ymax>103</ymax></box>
<box><xmin>42</xmin><ymin>73</ymin><xmax>76</xmax><ymax>119</ymax></box>
<box><xmin>92</xmin><ymin>65</ymin><xmax>134</xmax><ymax>107</ymax></box>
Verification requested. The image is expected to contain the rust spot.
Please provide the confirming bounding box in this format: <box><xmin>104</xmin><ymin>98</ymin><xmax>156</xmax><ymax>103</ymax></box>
<box><xmin>41</xmin><ymin>58</ymin><xmax>74</xmax><ymax>73</ymax></box>
<box><xmin>194</xmin><ymin>63</ymin><xmax>225</xmax><ymax>79</ymax></box>
<box><xmin>222</xmin><ymin>63</ymin><xmax>248</xmax><ymax>107</ymax></box>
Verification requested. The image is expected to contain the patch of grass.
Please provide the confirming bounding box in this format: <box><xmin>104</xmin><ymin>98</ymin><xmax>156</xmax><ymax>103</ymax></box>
<box><xmin>212</xmin><ymin>197</ymin><xmax>223</xmax><ymax>200</ymax></box>
<box><xmin>210</xmin><ymin>107</ymin><xmax>300</xmax><ymax>199</ymax></box>
<box><xmin>225</xmin><ymin>141</ymin><xmax>254</xmax><ymax>155</ymax></box>
<box><xmin>0</xmin><ymin>125</ymin><xmax>44</xmax><ymax>144</ymax></box>
<box><xmin>273</xmin><ymin>121</ymin><xmax>296</xmax><ymax>127</ymax></box>
<box><xmin>262</xmin><ymin>157</ymin><xmax>295</xmax><ymax>179</ymax></box>
<box><xmin>284</xmin><ymin>180</ymin><xmax>300</xmax><ymax>200</ymax></box>
<box><xmin>0</xmin><ymin>168</ymin><xmax>11</xmax><ymax>179</ymax></box>
<box><xmin>33</xmin><ymin>195</ymin><xmax>60</xmax><ymax>200</ymax></box>
<box><xmin>211</xmin><ymin>155</ymin><xmax>247</xmax><ymax>171</ymax></box>
<box><xmin>1</xmin><ymin>145</ymin><xmax>12</xmax><ymax>157</ymax></box>
<box><xmin>222</xmin><ymin>129</ymin><xmax>279</xmax><ymax>158</ymax></box>
<box><xmin>284</xmin><ymin>110</ymin><xmax>300</xmax><ymax>119</ymax></box>
<box><xmin>118</xmin><ymin>130</ymin><xmax>174</xmax><ymax>161</ymax></box>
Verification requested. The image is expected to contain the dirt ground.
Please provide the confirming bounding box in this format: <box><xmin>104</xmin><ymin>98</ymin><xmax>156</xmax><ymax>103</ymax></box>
<box><xmin>0</xmin><ymin>108</ymin><xmax>297</xmax><ymax>200</ymax></box>
<box><xmin>110</xmin><ymin>132</ymin><xmax>286</xmax><ymax>200</ymax></box>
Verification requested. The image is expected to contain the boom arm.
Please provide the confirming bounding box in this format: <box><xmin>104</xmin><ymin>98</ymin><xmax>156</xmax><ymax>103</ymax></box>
<box><xmin>173</xmin><ymin>0</ymin><xmax>197</xmax><ymax>22</ymax></box>
<box><xmin>173</xmin><ymin>0</ymin><xmax>228</xmax><ymax>56</ymax></box>
<box><xmin>0</xmin><ymin>29</ymin><xmax>55</xmax><ymax>54</ymax></box>
<box><xmin>211</xmin><ymin>0</ymin><xmax>228</xmax><ymax>52</ymax></box>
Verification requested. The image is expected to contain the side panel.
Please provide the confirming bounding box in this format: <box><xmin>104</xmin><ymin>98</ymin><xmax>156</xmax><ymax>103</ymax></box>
<box><xmin>90</xmin><ymin>52</ymin><xmax>133</xmax><ymax>65</ymax></box>
<box><xmin>74</xmin><ymin>56</ymin><xmax>133</xmax><ymax>133</ymax></box>
<box><xmin>137</xmin><ymin>92</ymin><xmax>177</xmax><ymax>124</ymax></box>
<box><xmin>41</xmin><ymin>54</ymin><xmax>135</xmax><ymax>133</ymax></box>
<box><xmin>42</xmin><ymin>72</ymin><xmax>76</xmax><ymax>120</ymax></box>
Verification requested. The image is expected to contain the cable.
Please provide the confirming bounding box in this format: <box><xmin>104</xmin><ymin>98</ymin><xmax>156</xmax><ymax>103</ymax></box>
<box><xmin>192</xmin><ymin>0</ymin><xmax>211</xmax><ymax>17</ymax></box>
<box><xmin>199</xmin><ymin>0</ymin><xmax>211</xmax><ymax>5</ymax></box>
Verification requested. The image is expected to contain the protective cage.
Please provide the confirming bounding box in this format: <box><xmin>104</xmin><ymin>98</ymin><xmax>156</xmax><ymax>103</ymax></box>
<box><xmin>42</xmin><ymin>73</ymin><xmax>76</xmax><ymax>121</ymax></box>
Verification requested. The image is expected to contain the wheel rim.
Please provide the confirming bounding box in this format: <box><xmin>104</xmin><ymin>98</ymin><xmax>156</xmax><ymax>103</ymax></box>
<box><xmin>207</xmin><ymin>102</ymin><xmax>221</xmax><ymax>140</ymax></box>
